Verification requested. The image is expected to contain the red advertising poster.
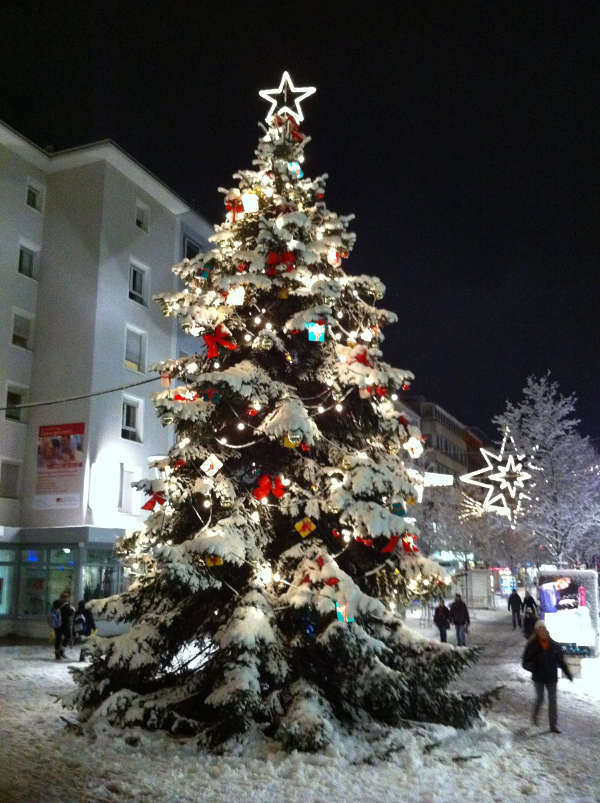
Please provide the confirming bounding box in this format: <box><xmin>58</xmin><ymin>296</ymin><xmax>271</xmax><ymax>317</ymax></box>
<box><xmin>34</xmin><ymin>423</ymin><xmax>85</xmax><ymax>509</ymax></box>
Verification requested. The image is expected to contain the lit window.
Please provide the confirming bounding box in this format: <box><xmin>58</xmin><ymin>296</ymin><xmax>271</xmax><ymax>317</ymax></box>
<box><xmin>12</xmin><ymin>313</ymin><xmax>33</xmax><ymax>349</ymax></box>
<box><xmin>119</xmin><ymin>464</ymin><xmax>142</xmax><ymax>514</ymax></box>
<box><xmin>135</xmin><ymin>201</ymin><xmax>150</xmax><ymax>232</ymax></box>
<box><xmin>183</xmin><ymin>235</ymin><xmax>200</xmax><ymax>260</ymax></box>
<box><xmin>5</xmin><ymin>386</ymin><xmax>27</xmax><ymax>422</ymax></box>
<box><xmin>0</xmin><ymin>461</ymin><xmax>20</xmax><ymax>498</ymax></box>
<box><xmin>121</xmin><ymin>398</ymin><xmax>141</xmax><ymax>442</ymax></box>
<box><xmin>125</xmin><ymin>327</ymin><xmax>145</xmax><ymax>372</ymax></box>
<box><xmin>129</xmin><ymin>265</ymin><xmax>146</xmax><ymax>305</ymax></box>
<box><xmin>26</xmin><ymin>185</ymin><xmax>42</xmax><ymax>211</ymax></box>
<box><xmin>18</xmin><ymin>246</ymin><xmax>37</xmax><ymax>279</ymax></box>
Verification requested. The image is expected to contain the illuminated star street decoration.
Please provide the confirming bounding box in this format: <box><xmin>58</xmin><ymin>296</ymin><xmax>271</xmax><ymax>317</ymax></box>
<box><xmin>259</xmin><ymin>71</ymin><xmax>316</xmax><ymax>125</ymax></box>
<box><xmin>459</xmin><ymin>426</ymin><xmax>540</xmax><ymax>523</ymax></box>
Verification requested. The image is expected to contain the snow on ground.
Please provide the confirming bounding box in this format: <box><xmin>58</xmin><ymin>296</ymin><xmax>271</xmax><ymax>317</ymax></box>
<box><xmin>1</xmin><ymin>603</ymin><xmax>599</xmax><ymax>803</ymax></box>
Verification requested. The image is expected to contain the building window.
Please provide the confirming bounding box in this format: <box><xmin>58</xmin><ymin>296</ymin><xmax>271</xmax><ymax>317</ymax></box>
<box><xmin>11</xmin><ymin>312</ymin><xmax>33</xmax><ymax>350</ymax></box>
<box><xmin>121</xmin><ymin>398</ymin><xmax>142</xmax><ymax>442</ymax></box>
<box><xmin>5</xmin><ymin>385</ymin><xmax>27</xmax><ymax>422</ymax></box>
<box><xmin>183</xmin><ymin>235</ymin><xmax>201</xmax><ymax>260</ymax></box>
<box><xmin>0</xmin><ymin>460</ymin><xmax>20</xmax><ymax>498</ymax></box>
<box><xmin>82</xmin><ymin>549</ymin><xmax>128</xmax><ymax>601</ymax></box>
<box><xmin>135</xmin><ymin>200</ymin><xmax>150</xmax><ymax>232</ymax></box>
<box><xmin>119</xmin><ymin>463</ymin><xmax>142</xmax><ymax>514</ymax></box>
<box><xmin>18</xmin><ymin>245</ymin><xmax>37</xmax><ymax>279</ymax></box>
<box><xmin>26</xmin><ymin>184</ymin><xmax>42</xmax><ymax>211</ymax></box>
<box><xmin>129</xmin><ymin>264</ymin><xmax>147</xmax><ymax>305</ymax></box>
<box><xmin>125</xmin><ymin>327</ymin><xmax>145</xmax><ymax>372</ymax></box>
<box><xmin>0</xmin><ymin>549</ymin><xmax>17</xmax><ymax>616</ymax></box>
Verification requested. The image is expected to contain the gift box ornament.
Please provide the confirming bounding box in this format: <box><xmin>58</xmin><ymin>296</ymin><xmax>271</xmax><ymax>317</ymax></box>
<box><xmin>391</xmin><ymin>501</ymin><xmax>406</xmax><ymax>517</ymax></box>
<box><xmin>402</xmin><ymin>532</ymin><xmax>419</xmax><ymax>553</ymax></box>
<box><xmin>200</xmin><ymin>455</ymin><xmax>223</xmax><ymax>477</ymax></box>
<box><xmin>305</xmin><ymin>321</ymin><xmax>325</xmax><ymax>342</ymax></box>
<box><xmin>225</xmin><ymin>286</ymin><xmax>245</xmax><ymax>306</ymax></box>
<box><xmin>287</xmin><ymin>160</ymin><xmax>304</xmax><ymax>178</ymax></box>
<box><xmin>198</xmin><ymin>261</ymin><xmax>214</xmax><ymax>280</ymax></box>
<box><xmin>295</xmin><ymin>517</ymin><xmax>316</xmax><ymax>537</ymax></box>
<box><xmin>336</xmin><ymin>601</ymin><xmax>355</xmax><ymax>624</ymax></box>
<box><xmin>205</xmin><ymin>556</ymin><xmax>224</xmax><ymax>567</ymax></box>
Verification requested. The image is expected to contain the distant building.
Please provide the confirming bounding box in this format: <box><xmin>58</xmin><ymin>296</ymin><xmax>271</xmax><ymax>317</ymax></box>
<box><xmin>403</xmin><ymin>396</ymin><xmax>486</xmax><ymax>476</ymax></box>
<box><xmin>0</xmin><ymin>120</ymin><xmax>211</xmax><ymax>634</ymax></box>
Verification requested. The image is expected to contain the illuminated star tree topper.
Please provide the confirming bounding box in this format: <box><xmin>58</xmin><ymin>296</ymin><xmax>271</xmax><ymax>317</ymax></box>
<box><xmin>459</xmin><ymin>426</ymin><xmax>541</xmax><ymax>523</ymax></box>
<box><xmin>259</xmin><ymin>70</ymin><xmax>316</xmax><ymax>124</ymax></box>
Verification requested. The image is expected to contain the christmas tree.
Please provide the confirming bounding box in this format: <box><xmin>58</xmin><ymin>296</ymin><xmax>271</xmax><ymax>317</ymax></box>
<box><xmin>67</xmin><ymin>72</ymin><xmax>495</xmax><ymax>749</ymax></box>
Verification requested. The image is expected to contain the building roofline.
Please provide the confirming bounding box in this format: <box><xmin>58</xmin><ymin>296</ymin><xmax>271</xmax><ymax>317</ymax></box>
<box><xmin>0</xmin><ymin>118</ymin><xmax>194</xmax><ymax>215</ymax></box>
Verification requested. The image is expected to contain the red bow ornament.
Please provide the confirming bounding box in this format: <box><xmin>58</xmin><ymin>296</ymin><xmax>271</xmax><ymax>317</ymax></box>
<box><xmin>266</xmin><ymin>251</ymin><xmax>295</xmax><ymax>275</ymax></box>
<box><xmin>142</xmin><ymin>492</ymin><xmax>166</xmax><ymax>512</ymax></box>
<box><xmin>351</xmin><ymin>347</ymin><xmax>373</xmax><ymax>367</ymax></box>
<box><xmin>274</xmin><ymin>114</ymin><xmax>304</xmax><ymax>142</ymax></box>
<box><xmin>253</xmin><ymin>474</ymin><xmax>286</xmax><ymax>501</ymax></box>
<box><xmin>380</xmin><ymin>534</ymin><xmax>400</xmax><ymax>554</ymax></box>
<box><xmin>202</xmin><ymin>324</ymin><xmax>238</xmax><ymax>359</ymax></box>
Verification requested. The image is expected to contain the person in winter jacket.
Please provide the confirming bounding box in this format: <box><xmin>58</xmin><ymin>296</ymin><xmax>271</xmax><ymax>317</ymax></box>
<box><xmin>433</xmin><ymin>601</ymin><xmax>451</xmax><ymax>642</ymax></box>
<box><xmin>59</xmin><ymin>592</ymin><xmax>75</xmax><ymax>650</ymax></box>
<box><xmin>523</xmin><ymin>591</ymin><xmax>538</xmax><ymax>615</ymax></box>
<box><xmin>508</xmin><ymin>589</ymin><xmax>523</xmax><ymax>629</ymax></box>
<box><xmin>73</xmin><ymin>600</ymin><xmax>96</xmax><ymax>640</ymax></box>
<box><xmin>522</xmin><ymin>620</ymin><xmax>573</xmax><ymax>732</ymax></box>
<box><xmin>449</xmin><ymin>593</ymin><xmax>470</xmax><ymax>646</ymax></box>
<box><xmin>48</xmin><ymin>599</ymin><xmax>64</xmax><ymax>660</ymax></box>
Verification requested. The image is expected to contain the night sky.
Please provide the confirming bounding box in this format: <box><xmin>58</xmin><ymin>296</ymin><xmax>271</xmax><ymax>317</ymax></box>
<box><xmin>2</xmin><ymin>3</ymin><xmax>598</xmax><ymax>440</ymax></box>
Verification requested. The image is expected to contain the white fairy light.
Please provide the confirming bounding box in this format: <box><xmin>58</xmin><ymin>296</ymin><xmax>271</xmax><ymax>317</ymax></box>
<box><xmin>244</xmin><ymin>333</ymin><xmax>252</xmax><ymax>341</ymax></box>
<box><xmin>250</xmin><ymin>511</ymin><xmax>260</xmax><ymax>523</ymax></box>
<box><xmin>186</xmin><ymin>362</ymin><xmax>198</xmax><ymax>373</ymax></box>
<box><xmin>336</xmin><ymin>311</ymin><xmax>343</xmax><ymax>319</ymax></box>
<box><xmin>237</xmin><ymin>423</ymin><xmax>245</xmax><ymax>430</ymax></box>
<box><xmin>335</xmin><ymin>403</ymin><xmax>343</xmax><ymax>412</ymax></box>
<box><xmin>178</xmin><ymin>437</ymin><xmax>191</xmax><ymax>448</ymax></box>
<box><xmin>281</xmin><ymin>477</ymin><xmax>291</xmax><ymax>486</ymax></box>
<box><xmin>273</xmin><ymin>571</ymin><xmax>281</xmax><ymax>582</ymax></box>
<box><xmin>260</xmin><ymin>497</ymin><xmax>268</xmax><ymax>506</ymax></box>
<box><xmin>257</xmin><ymin>564</ymin><xmax>273</xmax><ymax>585</ymax></box>
<box><xmin>203</xmin><ymin>500</ymin><xmax>211</xmax><ymax>508</ymax></box>
<box><xmin>317</xmin><ymin>405</ymin><xmax>325</xmax><ymax>413</ymax></box>
<box><xmin>254</xmin><ymin>316</ymin><xmax>262</xmax><ymax>324</ymax></box>
<box><xmin>266</xmin><ymin>322</ymin><xmax>273</xmax><ymax>330</ymax></box>
<box><xmin>214</xmin><ymin>362</ymin><xmax>220</xmax><ymax>369</ymax></box>
<box><xmin>391</xmin><ymin>393</ymin><xmax>398</xmax><ymax>401</ymax></box>
<box><xmin>259</xmin><ymin>70</ymin><xmax>316</xmax><ymax>125</ymax></box>
<box><xmin>219</xmin><ymin>437</ymin><xmax>228</xmax><ymax>445</ymax></box>
<box><xmin>253</xmin><ymin>403</ymin><xmax>261</xmax><ymax>411</ymax></box>
<box><xmin>342</xmin><ymin>530</ymin><xmax>352</xmax><ymax>543</ymax></box>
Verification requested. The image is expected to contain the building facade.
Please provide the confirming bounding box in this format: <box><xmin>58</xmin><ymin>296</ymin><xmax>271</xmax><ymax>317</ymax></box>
<box><xmin>0</xmin><ymin>121</ymin><xmax>211</xmax><ymax>634</ymax></box>
<box><xmin>404</xmin><ymin>396</ymin><xmax>485</xmax><ymax>477</ymax></box>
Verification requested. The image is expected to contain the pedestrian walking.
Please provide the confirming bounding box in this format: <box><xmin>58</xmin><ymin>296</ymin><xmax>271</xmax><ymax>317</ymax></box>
<box><xmin>522</xmin><ymin>620</ymin><xmax>573</xmax><ymax>733</ymax></box>
<box><xmin>74</xmin><ymin>600</ymin><xmax>97</xmax><ymax>662</ymax></box>
<box><xmin>48</xmin><ymin>600</ymin><xmax>65</xmax><ymax>660</ymax></box>
<box><xmin>523</xmin><ymin>590</ymin><xmax>538</xmax><ymax>616</ymax></box>
<box><xmin>59</xmin><ymin>592</ymin><xmax>75</xmax><ymax>651</ymax></box>
<box><xmin>449</xmin><ymin>593</ymin><xmax>470</xmax><ymax>646</ymax></box>
<box><xmin>433</xmin><ymin>600</ymin><xmax>451</xmax><ymax>642</ymax></box>
<box><xmin>508</xmin><ymin>588</ymin><xmax>523</xmax><ymax>629</ymax></box>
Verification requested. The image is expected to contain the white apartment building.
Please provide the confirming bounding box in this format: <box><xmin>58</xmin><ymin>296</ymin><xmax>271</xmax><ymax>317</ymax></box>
<box><xmin>0</xmin><ymin>120</ymin><xmax>211</xmax><ymax>634</ymax></box>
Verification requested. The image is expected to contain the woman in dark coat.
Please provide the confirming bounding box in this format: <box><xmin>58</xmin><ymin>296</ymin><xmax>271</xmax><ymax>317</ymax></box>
<box><xmin>522</xmin><ymin>621</ymin><xmax>573</xmax><ymax>732</ymax></box>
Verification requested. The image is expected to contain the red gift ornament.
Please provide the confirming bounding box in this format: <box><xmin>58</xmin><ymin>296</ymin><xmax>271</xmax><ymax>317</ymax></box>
<box><xmin>300</xmin><ymin>443</ymin><xmax>311</xmax><ymax>452</ymax></box>
<box><xmin>398</xmin><ymin>415</ymin><xmax>409</xmax><ymax>427</ymax></box>
<box><xmin>142</xmin><ymin>492</ymin><xmax>166</xmax><ymax>511</ymax></box>
<box><xmin>402</xmin><ymin>533</ymin><xmax>419</xmax><ymax>553</ymax></box>
<box><xmin>247</xmin><ymin>407</ymin><xmax>259</xmax><ymax>417</ymax></box>
<box><xmin>202</xmin><ymin>324</ymin><xmax>238</xmax><ymax>359</ymax></box>
<box><xmin>325</xmin><ymin>577</ymin><xmax>340</xmax><ymax>586</ymax></box>
<box><xmin>375</xmin><ymin>386</ymin><xmax>387</xmax><ymax>397</ymax></box>
<box><xmin>380</xmin><ymin>534</ymin><xmax>400</xmax><ymax>554</ymax></box>
<box><xmin>174</xmin><ymin>390</ymin><xmax>198</xmax><ymax>402</ymax></box>
<box><xmin>331</xmin><ymin>529</ymin><xmax>342</xmax><ymax>538</ymax></box>
<box><xmin>356</xmin><ymin>536</ymin><xmax>374</xmax><ymax>547</ymax></box>
<box><xmin>237</xmin><ymin>262</ymin><xmax>248</xmax><ymax>272</ymax></box>
<box><xmin>317</xmin><ymin>556</ymin><xmax>325</xmax><ymax>568</ymax></box>
<box><xmin>252</xmin><ymin>474</ymin><xmax>286</xmax><ymax>501</ymax></box>
<box><xmin>401</xmin><ymin>382</ymin><xmax>411</xmax><ymax>391</ymax></box>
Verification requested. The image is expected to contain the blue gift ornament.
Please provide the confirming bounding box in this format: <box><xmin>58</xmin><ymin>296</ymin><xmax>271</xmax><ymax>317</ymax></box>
<box><xmin>288</xmin><ymin>160</ymin><xmax>304</xmax><ymax>178</ymax></box>
<box><xmin>305</xmin><ymin>321</ymin><xmax>325</xmax><ymax>342</ymax></box>
<box><xmin>335</xmin><ymin>601</ymin><xmax>355</xmax><ymax>624</ymax></box>
<box><xmin>391</xmin><ymin>501</ymin><xmax>407</xmax><ymax>517</ymax></box>
<box><xmin>199</xmin><ymin>261</ymin><xmax>213</xmax><ymax>280</ymax></box>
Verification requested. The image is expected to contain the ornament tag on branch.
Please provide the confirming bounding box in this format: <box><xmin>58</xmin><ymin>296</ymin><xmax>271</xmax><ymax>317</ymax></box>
<box><xmin>201</xmin><ymin>455</ymin><xmax>223</xmax><ymax>477</ymax></box>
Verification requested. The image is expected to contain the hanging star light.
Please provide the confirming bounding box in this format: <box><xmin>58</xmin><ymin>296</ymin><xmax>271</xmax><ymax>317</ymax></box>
<box><xmin>259</xmin><ymin>70</ymin><xmax>316</xmax><ymax>125</ymax></box>
<box><xmin>459</xmin><ymin>426</ymin><xmax>540</xmax><ymax>523</ymax></box>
